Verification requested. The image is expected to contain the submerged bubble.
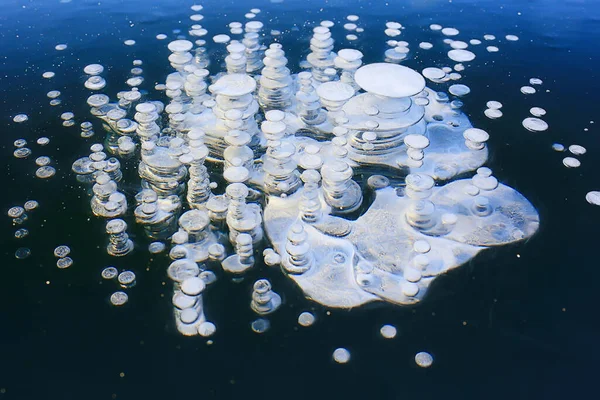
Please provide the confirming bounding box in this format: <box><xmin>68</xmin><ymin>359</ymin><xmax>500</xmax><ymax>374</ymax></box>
<box><xmin>251</xmin><ymin>318</ymin><xmax>270</xmax><ymax>333</ymax></box>
<box><xmin>486</xmin><ymin>46</ymin><xmax>499</xmax><ymax>52</ymax></box>
<box><xmin>569</xmin><ymin>145</ymin><xmax>586</xmax><ymax>155</ymax></box>
<box><xmin>520</xmin><ymin>86</ymin><xmax>536</xmax><ymax>94</ymax></box>
<box><xmin>552</xmin><ymin>143</ymin><xmax>565</xmax><ymax>152</ymax></box>
<box><xmin>441</xmin><ymin>27</ymin><xmax>459</xmax><ymax>36</ymax></box>
<box><xmin>47</xmin><ymin>90</ymin><xmax>61</xmax><ymax>99</ymax></box>
<box><xmin>505</xmin><ymin>34</ymin><xmax>519</xmax><ymax>41</ymax></box>
<box><xmin>55</xmin><ymin>44</ymin><xmax>67</xmax><ymax>51</ymax></box>
<box><xmin>36</xmin><ymin>137</ymin><xmax>50</xmax><ymax>146</ymax></box>
<box><xmin>57</xmin><ymin>257</ymin><xmax>73</xmax><ymax>269</ymax></box>
<box><xmin>530</xmin><ymin>77</ymin><xmax>543</xmax><ymax>85</ymax></box>
<box><xmin>213</xmin><ymin>34</ymin><xmax>231</xmax><ymax>43</ymax></box>
<box><xmin>448</xmin><ymin>49</ymin><xmax>475</xmax><ymax>62</ymax></box>
<box><xmin>8</xmin><ymin>206</ymin><xmax>25</xmax><ymax>218</ymax></box>
<box><xmin>110</xmin><ymin>291</ymin><xmax>129</xmax><ymax>306</ymax></box>
<box><xmin>14</xmin><ymin>139</ymin><xmax>27</xmax><ymax>148</ymax></box>
<box><xmin>13</xmin><ymin>114</ymin><xmax>28</xmax><ymax>123</ymax></box>
<box><xmin>14</xmin><ymin>148</ymin><xmax>32</xmax><ymax>159</ymax></box>
<box><xmin>24</xmin><ymin>200</ymin><xmax>38</xmax><ymax>211</ymax></box>
<box><xmin>298</xmin><ymin>311</ymin><xmax>316</xmax><ymax>327</ymax></box>
<box><xmin>585</xmin><ymin>191</ymin><xmax>600</xmax><ymax>206</ymax></box>
<box><xmin>156</xmin><ymin>33</ymin><xmax>167</xmax><ymax>40</ymax></box>
<box><xmin>430</xmin><ymin>24</ymin><xmax>442</xmax><ymax>31</ymax></box>
<box><xmin>419</xmin><ymin>42</ymin><xmax>433</xmax><ymax>50</ymax></box>
<box><xmin>198</xmin><ymin>321</ymin><xmax>216</xmax><ymax>337</ymax></box>
<box><xmin>15</xmin><ymin>247</ymin><xmax>31</xmax><ymax>259</ymax></box>
<box><xmin>36</xmin><ymin>166</ymin><xmax>56</xmax><ymax>179</ymax></box>
<box><xmin>14</xmin><ymin>228</ymin><xmax>29</xmax><ymax>239</ymax></box>
<box><xmin>380</xmin><ymin>324</ymin><xmax>397</xmax><ymax>339</ymax></box>
<box><xmin>101</xmin><ymin>266</ymin><xmax>119</xmax><ymax>279</ymax></box>
<box><xmin>42</xmin><ymin>71</ymin><xmax>55</xmax><ymax>78</ymax></box>
<box><xmin>530</xmin><ymin>107</ymin><xmax>546</xmax><ymax>117</ymax></box>
<box><xmin>54</xmin><ymin>245</ymin><xmax>71</xmax><ymax>258</ymax></box>
<box><xmin>35</xmin><ymin>156</ymin><xmax>51</xmax><ymax>166</ymax></box>
<box><xmin>562</xmin><ymin>157</ymin><xmax>581</xmax><ymax>168</ymax></box>
<box><xmin>522</xmin><ymin>117</ymin><xmax>548</xmax><ymax>132</ymax></box>
<box><xmin>484</xmin><ymin>108</ymin><xmax>503</xmax><ymax>119</ymax></box>
<box><xmin>124</xmin><ymin>39</ymin><xmax>136</xmax><ymax>46</ymax></box>
<box><xmin>333</xmin><ymin>348</ymin><xmax>351</xmax><ymax>364</ymax></box>
<box><xmin>149</xmin><ymin>242</ymin><xmax>166</xmax><ymax>254</ymax></box>
<box><xmin>415</xmin><ymin>351</ymin><xmax>434</xmax><ymax>367</ymax></box>
<box><xmin>449</xmin><ymin>84</ymin><xmax>470</xmax><ymax>96</ymax></box>
<box><xmin>118</xmin><ymin>271</ymin><xmax>136</xmax><ymax>287</ymax></box>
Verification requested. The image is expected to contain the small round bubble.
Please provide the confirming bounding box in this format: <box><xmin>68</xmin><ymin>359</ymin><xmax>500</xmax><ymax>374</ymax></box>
<box><xmin>415</xmin><ymin>351</ymin><xmax>434</xmax><ymax>367</ymax></box>
<box><xmin>15</xmin><ymin>247</ymin><xmax>31</xmax><ymax>259</ymax></box>
<box><xmin>333</xmin><ymin>348</ymin><xmax>351</xmax><ymax>364</ymax></box>
<box><xmin>298</xmin><ymin>312</ymin><xmax>316</xmax><ymax>327</ymax></box>
<box><xmin>110</xmin><ymin>291</ymin><xmax>128</xmax><ymax>306</ymax></box>
<box><xmin>57</xmin><ymin>257</ymin><xmax>73</xmax><ymax>269</ymax></box>
<box><xmin>101</xmin><ymin>267</ymin><xmax>118</xmax><ymax>279</ymax></box>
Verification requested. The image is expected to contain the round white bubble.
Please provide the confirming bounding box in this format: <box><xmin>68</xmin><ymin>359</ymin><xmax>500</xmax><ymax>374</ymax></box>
<box><xmin>333</xmin><ymin>348</ymin><xmax>351</xmax><ymax>364</ymax></box>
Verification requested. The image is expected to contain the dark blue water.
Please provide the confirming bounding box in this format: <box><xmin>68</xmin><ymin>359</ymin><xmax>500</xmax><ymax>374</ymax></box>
<box><xmin>1</xmin><ymin>0</ymin><xmax>600</xmax><ymax>399</ymax></box>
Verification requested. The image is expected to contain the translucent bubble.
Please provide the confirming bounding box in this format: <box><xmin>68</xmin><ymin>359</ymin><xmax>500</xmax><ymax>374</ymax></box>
<box><xmin>24</xmin><ymin>200</ymin><xmax>39</xmax><ymax>211</ymax></box>
<box><xmin>484</xmin><ymin>34</ymin><xmax>496</xmax><ymax>40</ymax></box>
<box><xmin>36</xmin><ymin>166</ymin><xmax>56</xmax><ymax>179</ymax></box>
<box><xmin>124</xmin><ymin>39</ymin><xmax>136</xmax><ymax>46</ymax></box>
<box><xmin>42</xmin><ymin>71</ymin><xmax>55</xmax><ymax>78</ymax></box>
<box><xmin>36</xmin><ymin>137</ymin><xmax>50</xmax><ymax>146</ymax></box>
<box><xmin>83</xmin><ymin>64</ymin><xmax>104</xmax><ymax>75</ymax></box>
<box><xmin>522</xmin><ymin>117</ymin><xmax>548</xmax><ymax>132</ymax></box>
<box><xmin>430</xmin><ymin>24</ymin><xmax>442</xmax><ymax>31</ymax></box>
<box><xmin>149</xmin><ymin>242</ymin><xmax>166</xmax><ymax>254</ymax></box>
<box><xmin>346</xmin><ymin>34</ymin><xmax>358</xmax><ymax>41</ymax></box>
<box><xmin>586</xmin><ymin>191</ymin><xmax>600</xmax><ymax>206</ymax></box>
<box><xmin>505</xmin><ymin>34</ymin><xmax>519</xmax><ymax>41</ymax></box>
<box><xmin>156</xmin><ymin>33</ymin><xmax>167</xmax><ymax>40</ymax></box>
<box><xmin>563</xmin><ymin>157</ymin><xmax>581</xmax><ymax>168</ymax></box>
<box><xmin>298</xmin><ymin>311</ymin><xmax>316</xmax><ymax>327</ymax></box>
<box><xmin>14</xmin><ymin>228</ymin><xmax>29</xmax><ymax>239</ymax></box>
<box><xmin>333</xmin><ymin>348</ymin><xmax>351</xmax><ymax>364</ymax></box>
<box><xmin>118</xmin><ymin>271</ymin><xmax>136</xmax><ymax>287</ymax></box>
<box><xmin>530</xmin><ymin>77</ymin><xmax>543</xmax><ymax>85</ymax></box>
<box><xmin>35</xmin><ymin>156</ymin><xmax>51</xmax><ymax>166</ymax></box>
<box><xmin>448</xmin><ymin>49</ymin><xmax>475</xmax><ymax>62</ymax></box>
<box><xmin>484</xmin><ymin>108</ymin><xmax>503</xmax><ymax>119</ymax></box>
<box><xmin>415</xmin><ymin>351</ymin><xmax>434</xmax><ymax>367</ymax></box>
<box><xmin>380</xmin><ymin>324</ymin><xmax>397</xmax><ymax>339</ymax></box>
<box><xmin>14</xmin><ymin>148</ymin><xmax>32</xmax><ymax>159</ymax></box>
<box><xmin>110</xmin><ymin>291</ymin><xmax>129</xmax><ymax>306</ymax></box>
<box><xmin>470</xmin><ymin>39</ymin><xmax>482</xmax><ymax>45</ymax></box>
<box><xmin>198</xmin><ymin>321</ymin><xmax>216</xmax><ymax>337</ymax></box>
<box><xmin>569</xmin><ymin>145</ymin><xmax>586</xmax><ymax>155</ymax></box>
<box><xmin>8</xmin><ymin>206</ymin><xmax>25</xmax><ymax>218</ymax></box>
<box><xmin>441</xmin><ymin>27</ymin><xmax>459</xmax><ymax>36</ymax></box>
<box><xmin>55</xmin><ymin>44</ymin><xmax>67</xmax><ymax>51</ymax></box>
<box><xmin>49</xmin><ymin>99</ymin><xmax>62</xmax><ymax>106</ymax></box>
<box><xmin>47</xmin><ymin>90</ymin><xmax>61</xmax><ymax>99</ymax></box>
<box><xmin>14</xmin><ymin>139</ymin><xmax>27</xmax><ymax>148</ymax></box>
<box><xmin>57</xmin><ymin>257</ymin><xmax>73</xmax><ymax>269</ymax></box>
<box><xmin>552</xmin><ymin>143</ymin><xmax>565</xmax><ymax>152</ymax></box>
<box><xmin>520</xmin><ymin>86</ymin><xmax>536</xmax><ymax>94</ymax></box>
<box><xmin>212</xmin><ymin>34</ymin><xmax>231</xmax><ymax>43</ymax></box>
<box><xmin>62</xmin><ymin>120</ymin><xmax>75</xmax><ymax>127</ymax></box>
<box><xmin>101</xmin><ymin>266</ymin><xmax>118</xmax><ymax>279</ymax></box>
<box><xmin>54</xmin><ymin>245</ymin><xmax>71</xmax><ymax>258</ymax></box>
<box><xmin>419</xmin><ymin>42</ymin><xmax>433</xmax><ymax>50</ymax></box>
<box><xmin>449</xmin><ymin>84</ymin><xmax>470</xmax><ymax>97</ymax></box>
<box><xmin>15</xmin><ymin>247</ymin><xmax>31</xmax><ymax>259</ymax></box>
<box><xmin>13</xmin><ymin>114</ymin><xmax>28</xmax><ymax>123</ymax></box>
<box><xmin>486</xmin><ymin>46</ymin><xmax>499</xmax><ymax>52</ymax></box>
<box><xmin>530</xmin><ymin>107</ymin><xmax>546</xmax><ymax>117</ymax></box>
<box><xmin>251</xmin><ymin>318</ymin><xmax>270</xmax><ymax>333</ymax></box>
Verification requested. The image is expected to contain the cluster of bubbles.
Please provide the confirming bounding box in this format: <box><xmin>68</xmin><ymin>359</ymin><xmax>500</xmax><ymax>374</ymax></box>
<box><xmin>9</xmin><ymin>200</ymin><xmax>38</xmax><ymax>259</ymax></box>
<box><xmin>15</xmin><ymin>2</ymin><xmax>595</xmax><ymax>367</ymax></box>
